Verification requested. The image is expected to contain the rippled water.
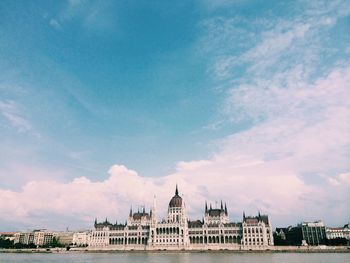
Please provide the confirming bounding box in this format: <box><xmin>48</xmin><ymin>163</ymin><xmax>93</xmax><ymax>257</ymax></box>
<box><xmin>0</xmin><ymin>252</ymin><xmax>349</xmax><ymax>263</ymax></box>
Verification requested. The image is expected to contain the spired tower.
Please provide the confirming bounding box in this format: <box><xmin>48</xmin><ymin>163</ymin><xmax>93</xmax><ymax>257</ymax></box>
<box><xmin>148</xmin><ymin>195</ymin><xmax>158</xmax><ymax>246</ymax></box>
<box><xmin>149</xmin><ymin>185</ymin><xmax>190</xmax><ymax>248</ymax></box>
<box><xmin>204</xmin><ymin>200</ymin><xmax>229</xmax><ymax>225</ymax></box>
<box><xmin>167</xmin><ymin>185</ymin><xmax>186</xmax><ymax>224</ymax></box>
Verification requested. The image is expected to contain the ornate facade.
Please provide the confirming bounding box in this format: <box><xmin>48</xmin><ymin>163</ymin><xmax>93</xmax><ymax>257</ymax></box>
<box><xmin>88</xmin><ymin>186</ymin><xmax>274</xmax><ymax>250</ymax></box>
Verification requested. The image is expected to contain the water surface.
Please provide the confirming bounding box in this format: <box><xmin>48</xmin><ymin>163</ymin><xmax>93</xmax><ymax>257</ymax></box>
<box><xmin>0</xmin><ymin>252</ymin><xmax>349</xmax><ymax>263</ymax></box>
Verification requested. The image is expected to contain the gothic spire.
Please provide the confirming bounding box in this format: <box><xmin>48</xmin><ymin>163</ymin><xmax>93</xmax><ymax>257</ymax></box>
<box><xmin>220</xmin><ymin>200</ymin><xmax>223</xmax><ymax>210</ymax></box>
<box><xmin>225</xmin><ymin>202</ymin><xmax>228</xmax><ymax>215</ymax></box>
<box><xmin>205</xmin><ymin>201</ymin><xmax>208</xmax><ymax>213</ymax></box>
<box><xmin>210</xmin><ymin>203</ymin><xmax>212</xmax><ymax>210</ymax></box>
<box><xmin>175</xmin><ymin>184</ymin><xmax>179</xmax><ymax>195</ymax></box>
<box><xmin>129</xmin><ymin>206</ymin><xmax>133</xmax><ymax>217</ymax></box>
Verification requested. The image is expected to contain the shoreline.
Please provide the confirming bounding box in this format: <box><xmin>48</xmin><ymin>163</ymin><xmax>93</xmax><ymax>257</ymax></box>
<box><xmin>1</xmin><ymin>246</ymin><xmax>349</xmax><ymax>254</ymax></box>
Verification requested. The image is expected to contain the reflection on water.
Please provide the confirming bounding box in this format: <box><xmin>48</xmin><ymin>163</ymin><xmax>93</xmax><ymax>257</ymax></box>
<box><xmin>0</xmin><ymin>252</ymin><xmax>349</xmax><ymax>263</ymax></box>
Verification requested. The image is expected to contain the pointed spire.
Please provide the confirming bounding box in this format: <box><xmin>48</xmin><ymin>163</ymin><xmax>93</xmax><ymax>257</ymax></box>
<box><xmin>210</xmin><ymin>203</ymin><xmax>212</xmax><ymax>210</ymax></box>
<box><xmin>205</xmin><ymin>201</ymin><xmax>208</xmax><ymax>213</ymax></box>
<box><xmin>175</xmin><ymin>184</ymin><xmax>179</xmax><ymax>195</ymax></box>
<box><xmin>243</xmin><ymin>211</ymin><xmax>246</xmax><ymax>220</ymax></box>
<box><xmin>105</xmin><ymin>217</ymin><xmax>108</xmax><ymax>223</ymax></box>
<box><xmin>142</xmin><ymin>206</ymin><xmax>145</xmax><ymax>213</ymax></box>
<box><xmin>153</xmin><ymin>194</ymin><xmax>156</xmax><ymax>208</ymax></box>
<box><xmin>129</xmin><ymin>206</ymin><xmax>133</xmax><ymax>217</ymax></box>
<box><xmin>94</xmin><ymin>218</ymin><xmax>97</xmax><ymax>226</ymax></box>
<box><xmin>258</xmin><ymin>210</ymin><xmax>261</xmax><ymax>219</ymax></box>
<box><xmin>225</xmin><ymin>202</ymin><xmax>228</xmax><ymax>215</ymax></box>
<box><xmin>220</xmin><ymin>200</ymin><xmax>223</xmax><ymax>210</ymax></box>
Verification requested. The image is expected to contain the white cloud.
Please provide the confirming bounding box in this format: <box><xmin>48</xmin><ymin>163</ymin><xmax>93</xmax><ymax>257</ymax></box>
<box><xmin>197</xmin><ymin>0</ymin><xmax>350</xmax><ymax>226</ymax></box>
<box><xmin>328</xmin><ymin>173</ymin><xmax>350</xmax><ymax>186</ymax></box>
<box><xmin>49</xmin><ymin>19</ymin><xmax>62</xmax><ymax>31</ymax></box>
<box><xmin>59</xmin><ymin>0</ymin><xmax>118</xmax><ymax>33</ymax></box>
<box><xmin>0</xmin><ymin>100</ymin><xmax>32</xmax><ymax>132</ymax></box>
<box><xmin>176</xmin><ymin>160</ymin><xmax>212</xmax><ymax>171</ymax></box>
<box><xmin>0</xmin><ymin>162</ymin><xmax>315</xmax><ymax>230</ymax></box>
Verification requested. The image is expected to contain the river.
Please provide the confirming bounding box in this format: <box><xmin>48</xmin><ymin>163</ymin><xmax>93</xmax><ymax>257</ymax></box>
<box><xmin>1</xmin><ymin>252</ymin><xmax>349</xmax><ymax>263</ymax></box>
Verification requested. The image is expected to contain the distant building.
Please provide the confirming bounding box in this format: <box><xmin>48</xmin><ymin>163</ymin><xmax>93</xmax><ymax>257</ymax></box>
<box><xmin>33</xmin><ymin>230</ymin><xmax>53</xmax><ymax>246</ymax></box>
<box><xmin>0</xmin><ymin>232</ymin><xmax>16</xmax><ymax>242</ymax></box>
<box><xmin>72</xmin><ymin>231</ymin><xmax>90</xmax><ymax>246</ymax></box>
<box><xmin>274</xmin><ymin>226</ymin><xmax>303</xmax><ymax>246</ymax></box>
<box><xmin>242</xmin><ymin>212</ymin><xmax>274</xmax><ymax>247</ymax></box>
<box><xmin>54</xmin><ymin>232</ymin><xmax>74</xmax><ymax>246</ymax></box>
<box><xmin>300</xmin><ymin>221</ymin><xmax>326</xmax><ymax>246</ymax></box>
<box><xmin>88</xmin><ymin>186</ymin><xmax>274</xmax><ymax>250</ymax></box>
<box><xmin>14</xmin><ymin>232</ymin><xmax>34</xmax><ymax>245</ymax></box>
<box><xmin>275</xmin><ymin>221</ymin><xmax>327</xmax><ymax>246</ymax></box>
<box><xmin>326</xmin><ymin>224</ymin><xmax>350</xmax><ymax>240</ymax></box>
<box><xmin>344</xmin><ymin>224</ymin><xmax>350</xmax><ymax>240</ymax></box>
<box><xmin>14</xmin><ymin>230</ymin><xmax>53</xmax><ymax>246</ymax></box>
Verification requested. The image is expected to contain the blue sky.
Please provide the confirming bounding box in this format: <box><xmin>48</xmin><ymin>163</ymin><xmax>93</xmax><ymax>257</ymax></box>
<box><xmin>0</xmin><ymin>0</ymin><xmax>349</xmax><ymax>230</ymax></box>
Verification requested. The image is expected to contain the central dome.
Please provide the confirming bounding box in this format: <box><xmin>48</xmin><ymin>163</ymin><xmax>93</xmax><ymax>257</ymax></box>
<box><xmin>169</xmin><ymin>185</ymin><xmax>182</xmax><ymax>208</ymax></box>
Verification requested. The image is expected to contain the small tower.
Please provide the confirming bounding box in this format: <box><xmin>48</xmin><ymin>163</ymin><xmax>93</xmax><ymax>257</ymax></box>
<box><xmin>151</xmin><ymin>195</ymin><xmax>157</xmax><ymax>225</ymax></box>
<box><xmin>167</xmin><ymin>185</ymin><xmax>184</xmax><ymax>223</ymax></box>
<box><xmin>204</xmin><ymin>200</ymin><xmax>229</xmax><ymax>224</ymax></box>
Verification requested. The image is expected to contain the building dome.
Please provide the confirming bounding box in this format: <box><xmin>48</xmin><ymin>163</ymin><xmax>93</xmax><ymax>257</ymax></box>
<box><xmin>169</xmin><ymin>185</ymin><xmax>182</xmax><ymax>208</ymax></box>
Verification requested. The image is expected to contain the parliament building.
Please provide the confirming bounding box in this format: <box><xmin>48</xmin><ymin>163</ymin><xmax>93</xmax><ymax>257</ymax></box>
<box><xmin>88</xmin><ymin>186</ymin><xmax>274</xmax><ymax>250</ymax></box>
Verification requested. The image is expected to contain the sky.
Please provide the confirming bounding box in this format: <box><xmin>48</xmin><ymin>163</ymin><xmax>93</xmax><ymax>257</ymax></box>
<box><xmin>0</xmin><ymin>0</ymin><xmax>349</xmax><ymax>231</ymax></box>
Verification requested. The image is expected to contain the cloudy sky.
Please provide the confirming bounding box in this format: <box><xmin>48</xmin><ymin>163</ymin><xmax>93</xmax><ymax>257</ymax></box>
<box><xmin>0</xmin><ymin>0</ymin><xmax>349</xmax><ymax>231</ymax></box>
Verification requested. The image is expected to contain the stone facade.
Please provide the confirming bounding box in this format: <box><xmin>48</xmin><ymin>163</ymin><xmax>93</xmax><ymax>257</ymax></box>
<box><xmin>326</xmin><ymin>224</ymin><xmax>350</xmax><ymax>240</ymax></box>
<box><xmin>242</xmin><ymin>212</ymin><xmax>274</xmax><ymax>248</ymax></box>
<box><xmin>14</xmin><ymin>230</ymin><xmax>53</xmax><ymax>246</ymax></box>
<box><xmin>72</xmin><ymin>231</ymin><xmax>90</xmax><ymax>246</ymax></box>
<box><xmin>88</xmin><ymin>186</ymin><xmax>274</xmax><ymax>250</ymax></box>
<box><xmin>54</xmin><ymin>231</ymin><xmax>74</xmax><ymax>245</ymax></box>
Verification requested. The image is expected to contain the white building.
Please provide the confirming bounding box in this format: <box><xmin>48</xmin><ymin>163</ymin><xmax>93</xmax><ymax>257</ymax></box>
<box><xmin>326</xmin><ymin>224</ymin><xmax>350</xmax><ymax>240</ymax></box>
<box><xmin>88</xmin><ymin>186</ymin><xmax>274</xmax><ymax>250</ymax></box>
<box><xmin>72</xmin><ymin>231</ymin><xmax>90</xmax><ymax>246</ymax></box>
<box><xmin>14</xmin><ymin>232</ymin><xmax>34</xmax><ymax>245</ymax></box>
<box><xmin>54</xmin><ymin>231</ymin><xmax>74</xmax><ymax>245</ymax></box>
<box><xmin>14</xmin><ymin>230</ymin><xmax>53</xmax><ymax>246</ymax></box>
<box><xmin>33</xmin><ymin>230</ymin><xmax>53</xmax><ymax>246</ymax></box>
<box><xmin>242</xmin><ymin>212</ymin><xmax>274</xmax><ymax>248</ymax></box>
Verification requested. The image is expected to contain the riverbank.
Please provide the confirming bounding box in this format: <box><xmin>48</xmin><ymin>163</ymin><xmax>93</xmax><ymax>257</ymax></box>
<box><xmin>1</xmin><ymin>246</ymin><xmax>349</xmax><ymax>253</ymax></box>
